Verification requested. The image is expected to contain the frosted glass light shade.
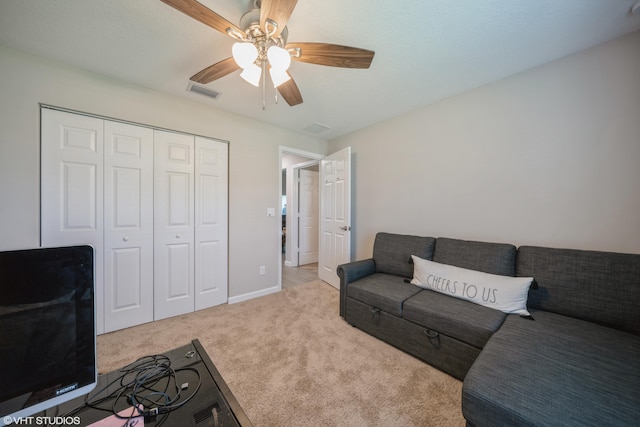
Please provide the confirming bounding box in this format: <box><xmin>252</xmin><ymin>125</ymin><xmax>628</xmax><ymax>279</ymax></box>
<box><xmin>269</xmin><ymin>67</ymin><xmax>291</xmax><ymax>88</ymax></box>
<box><xmin>240</xmin><ymin>63</ymin><xmax>262</xmax><ymax>86</ymax></box>
<box><xmin>232</xmin><ymin>42</ymin><xmax>258</xmax><ymax>69</ymax></box>
<box><xmin>267</xmin><ymin>46</ymin><xmax>291</xmax><ymax>71</ymax></box>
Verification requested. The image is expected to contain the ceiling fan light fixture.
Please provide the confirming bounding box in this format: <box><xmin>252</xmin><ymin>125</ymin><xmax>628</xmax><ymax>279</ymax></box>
<box><xmin>226</xmin><ymin>27</ymin><xmax>246</xmax><ymax>41</ymax></box>
<box><xmin>267</xmin><ymin>45</ymin><xmax>291</xmax><ymax>71</ymax></box>
<box><xmin>232</xmin><ymin>42</ymin><xmax>258</xmax><ymax>69</ymax></box>
<box><xmin>269</xmin><ymin>67</ymin><xmax>291</xmax><ymax>88</ymax></box>
<box><xmin>161</xmin><ymin>0</ymin><xmax>374</xmax><ymax>109</ymax></box>
<box><xmin>240</xmin><ymin>63</ymin><xmax>262</xmax><ymax>86</ymax></box>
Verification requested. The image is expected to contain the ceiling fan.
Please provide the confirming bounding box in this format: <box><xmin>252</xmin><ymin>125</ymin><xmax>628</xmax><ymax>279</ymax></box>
<box><xmin>160</xmin><ymin>0</ymin><xmax>375</xmax><ymax>107</ymax></box>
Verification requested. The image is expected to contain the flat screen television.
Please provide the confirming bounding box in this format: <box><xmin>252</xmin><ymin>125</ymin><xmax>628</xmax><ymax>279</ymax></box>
<box><xmin>0</xmin><ymin>245</ymin><xmax>97</xmax><ymax>426</ymax></box>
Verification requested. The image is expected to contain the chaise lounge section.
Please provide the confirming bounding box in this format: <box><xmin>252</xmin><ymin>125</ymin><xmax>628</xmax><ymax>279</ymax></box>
<box><xmin>338</xmin><ymin>233</ymin><xmax>640</xmax><ymax>426</ymax></box>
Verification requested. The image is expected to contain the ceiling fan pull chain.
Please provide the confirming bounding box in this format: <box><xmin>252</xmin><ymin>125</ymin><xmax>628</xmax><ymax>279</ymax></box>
<box><xmin>262</xmin><ymin>60</ymin><xmax>267</xmax><ymax>110</ymax></box>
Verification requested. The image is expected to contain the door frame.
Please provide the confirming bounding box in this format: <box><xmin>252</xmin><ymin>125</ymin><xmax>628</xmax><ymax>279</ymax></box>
<box><xmin>278</xmin><ymin>146</ymin><xmax>324</xmax><ymax>290</ymax></box>
<box><xmin>288</xmin><ymin>159</ymin><xmax>319</xmax><ymax>267</ymax></box>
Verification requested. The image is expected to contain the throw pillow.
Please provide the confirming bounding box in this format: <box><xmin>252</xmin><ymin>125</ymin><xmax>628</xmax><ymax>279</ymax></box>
<box><xmin>410</xmin><ymin>255</ymin><xmax>534</xmax><ymax>315</ymax></box>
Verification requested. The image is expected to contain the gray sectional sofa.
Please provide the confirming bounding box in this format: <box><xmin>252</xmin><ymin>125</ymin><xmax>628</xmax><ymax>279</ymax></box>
<box><xmin>337</xmin><ymin>232</ymin><xmax>640</xmax><ymax>426</ymax></box>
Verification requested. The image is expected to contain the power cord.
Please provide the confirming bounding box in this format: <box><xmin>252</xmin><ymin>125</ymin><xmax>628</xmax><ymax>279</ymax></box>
<box><xmin>59</xmin><ymin>353</ymin><xmax>202</xmax><ymax>425</ymax></box>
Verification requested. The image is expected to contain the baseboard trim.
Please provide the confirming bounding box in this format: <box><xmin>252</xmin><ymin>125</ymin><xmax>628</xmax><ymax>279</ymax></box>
<box><xmin>228</xmin><ymin>285</ymin><xmax>280</xmax><ymax>304</ymax></box>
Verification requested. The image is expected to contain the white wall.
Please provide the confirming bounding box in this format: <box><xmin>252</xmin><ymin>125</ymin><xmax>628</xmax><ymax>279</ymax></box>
<box><xmin>329</xmin><ymin>31</ymin><xmax>640</xmax><ymax>259</ymax></box>
<box><xmin>0</xmin><ymin>45</ymin><xmax>327</xmax><ymax>300</ymax></box>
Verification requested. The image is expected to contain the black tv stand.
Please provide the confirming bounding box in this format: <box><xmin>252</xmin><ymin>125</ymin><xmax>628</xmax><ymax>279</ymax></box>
<box><xmin>56</xmin><ymin>339</ymin><xmax>252</xmax><ymax>426</ymax></box>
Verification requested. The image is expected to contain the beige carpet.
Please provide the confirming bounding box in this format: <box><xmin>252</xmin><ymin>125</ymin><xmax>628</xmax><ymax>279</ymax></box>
<box><xmin>97</xmin><ymin>280</ymin><xmax>465</xmax><ymax>426</ymax></box>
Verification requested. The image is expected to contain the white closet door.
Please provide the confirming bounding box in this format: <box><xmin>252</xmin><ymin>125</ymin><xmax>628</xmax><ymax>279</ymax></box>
<box><xmin>42</xmin><ymin>109</ymin><xmax>230</xmax><ymax>332</ymax></box>
<box><xmin>103</xmin><ymin>121</ymin><xmax>154</xmax><ymax>332</ymax></box>
<box><xmin>194</xmin><ymin>137</ymin><xmax>228</xmax><ymax>309</ymax></box>
<box><xmin>41</xmin><ymin>109</ymin><xmax>105</xmax><ymax>334</ymax></box>
<box><xmin>154</xmin><ymin>130</ymin><xmax>195</xmax><ymax>320</ymax></box>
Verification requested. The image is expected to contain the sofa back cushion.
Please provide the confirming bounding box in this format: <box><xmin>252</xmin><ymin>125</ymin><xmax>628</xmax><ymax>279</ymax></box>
<box><xmin>433</xmin><ymin>238</ymin><xmax>517</xmax><ymax>276</ymax></box>
<box><xmin>517</xmin><ymin>246</ymin><xmax>640</xmax><ymax>336</ymax></box>
<box><xmin>373</xmin><ymin>233</ymin><xmax>435</xmax><ymax>278</ymax></box>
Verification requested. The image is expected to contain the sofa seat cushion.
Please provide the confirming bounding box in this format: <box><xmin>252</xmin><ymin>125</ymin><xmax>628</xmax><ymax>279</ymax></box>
<box><xmin>346</xmin><ymin>273</ymin><xmax>422</xmax><ymax>317</ymax></box>
<box><xmin>463</xmin><ymin>310</ymin><xmax>640</xmax><ymax>427</ymax></box>
<box><xmin>403</xmin><ymin>290</ymin><xmax>506</xmax><ymax>349</ymax></box>
<box><xmin>346</xmin><ymin>297</ymin><xmax>481</xmax><ymax>381</ymax></box>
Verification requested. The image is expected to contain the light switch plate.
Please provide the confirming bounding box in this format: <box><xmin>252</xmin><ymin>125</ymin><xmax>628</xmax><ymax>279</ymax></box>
<box><xmin>267</xmin><ymin>208</ymin><xmax>276</xmax><ymax>217</ymax></box>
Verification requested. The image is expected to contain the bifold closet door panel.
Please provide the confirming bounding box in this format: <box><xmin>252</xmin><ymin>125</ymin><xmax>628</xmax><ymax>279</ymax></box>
<box><xmin>103</xmin><ymin>121</ymin><xmax>154</xmax><ymax>332</ymax></box>
<box><xmin>195</xmin><ymin>136</ymin><xmax>228</xmax><ymax>310</ymax></box>
<box><xmin>154</xmin><ymin>130</ymin><xmax>196</xmax><ymax>320</ymax></box>
<box><xmin>41</xmin><ymin>108</ymin><xmax>106</xmax><ymax>334</ymax></box>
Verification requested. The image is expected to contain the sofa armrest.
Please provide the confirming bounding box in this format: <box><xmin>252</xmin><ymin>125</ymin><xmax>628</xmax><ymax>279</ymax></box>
<box><xmin>337</xmin><ymin>258</ymin><xmax>376</xmax><ymax>317</ymax></box>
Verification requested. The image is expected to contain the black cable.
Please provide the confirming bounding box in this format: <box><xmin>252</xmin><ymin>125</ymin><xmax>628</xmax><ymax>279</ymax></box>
<box><xmin>55</xmin><ymin>353</ymin><xmax>202</xmax><ymax>425</ymax></box>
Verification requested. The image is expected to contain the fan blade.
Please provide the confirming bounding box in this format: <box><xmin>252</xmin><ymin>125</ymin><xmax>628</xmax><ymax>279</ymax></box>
<box><xmin>287</xmin><ymin>42</ymin><xmax>375</xmax><ymax>68</ymax></box>
<box><xmin>277</xmin><ymin>74</ymin><xmax>303</xmax><ymax>106</ymax></box>
<box><xmin>260</xmin><ymin>0</ymin><xmax>298</xmax><ymax>38</ymax></box>
<box><xmin>190</xmin><ymin>57</ymin><xmax>240</xmax><ymax>84</ymax></box>
<box><xmin>161</xmin><ymin>0</ymin><xmax>244</xmax><ymax>37</ymax></box>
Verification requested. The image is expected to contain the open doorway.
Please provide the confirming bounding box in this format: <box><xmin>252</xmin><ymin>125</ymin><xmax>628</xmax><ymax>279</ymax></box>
<box><xmin>279</xmin><ymin>147</ymin><xmax>324</xmax><ymax>289</ymax></box>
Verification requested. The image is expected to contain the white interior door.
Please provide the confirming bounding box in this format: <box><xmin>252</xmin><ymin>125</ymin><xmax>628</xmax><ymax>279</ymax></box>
<box><xmin>298</xmin><ymin>169</ymin><xmax>319</xmax><ymax>265</ymax></box>
<box><xmin>41</xmin><ymin>108</ymin><xmax>105</xmax><ymax>334</ymax></box>
<box><xmin>194</xmin><ymin>136</ymin><xmax>228</xmax><ymax>309</ymax></box>
<box><xmin>318</xmin><ymin>147</ymin><xmax>351</xmax><ymax>288</ymax></box>
<box><xmin>154</xmin><ymin>130</ymin><xmax>195</xmax><ymax>320</ymax></box>
<box><xmin>103</xmin><ymin>121</ymin><xmax>154</xmax><ymax>332</ymax></box>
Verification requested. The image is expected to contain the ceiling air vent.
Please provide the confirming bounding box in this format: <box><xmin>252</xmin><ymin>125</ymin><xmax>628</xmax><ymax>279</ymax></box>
<box><xmin>187</xmin><ymin>82</ymin><xmax>221</xmax><ymax>100</ymax></box>
<box><xmin>303</xmin><ymin>122</ymin><xmax>331</xmax><ymax>134</ymax></box>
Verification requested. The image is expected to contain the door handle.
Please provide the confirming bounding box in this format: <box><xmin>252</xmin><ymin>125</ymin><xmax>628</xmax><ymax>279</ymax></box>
<box><xmin>339</xmin><ymin>226</ymin><xmax>350</xmax><ymax>231</ymax></box>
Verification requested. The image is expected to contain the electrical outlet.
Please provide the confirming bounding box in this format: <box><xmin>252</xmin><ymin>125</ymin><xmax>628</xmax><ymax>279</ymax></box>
<box><xmin>259</xmin><ymin>265</ymin><xmax>266</xmax><ymax>275</ymax></box>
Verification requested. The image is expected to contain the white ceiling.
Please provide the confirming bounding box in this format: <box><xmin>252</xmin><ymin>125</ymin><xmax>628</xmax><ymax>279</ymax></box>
<box><xmin>1</xmin><ymin>0</ymin><xmax>639</xmax><ymax>140</ymax></box>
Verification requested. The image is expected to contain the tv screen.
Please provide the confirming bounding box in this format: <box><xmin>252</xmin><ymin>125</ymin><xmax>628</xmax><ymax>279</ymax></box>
<box><xmin>0</xmin><ymin>245</ymin><xmax>97</xmax><ymax>426</ymax></box>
